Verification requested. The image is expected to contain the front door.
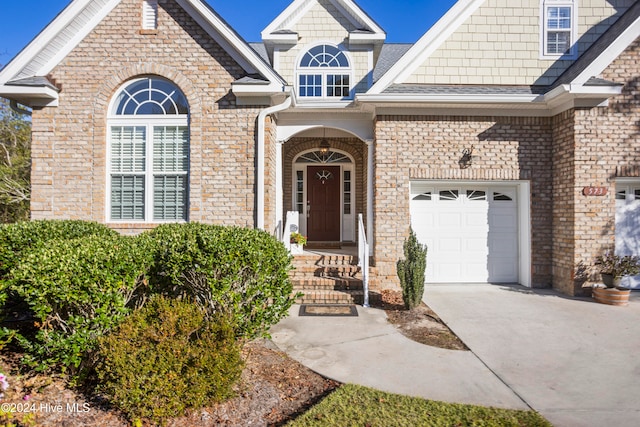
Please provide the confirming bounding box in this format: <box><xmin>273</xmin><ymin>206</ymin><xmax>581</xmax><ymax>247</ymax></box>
<box><xmin>307</xmin><ymin>165</ymin><xmax>341</xmax><ymax>241</ymax></box>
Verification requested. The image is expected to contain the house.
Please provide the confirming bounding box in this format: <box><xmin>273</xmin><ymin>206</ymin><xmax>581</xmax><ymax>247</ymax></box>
<box><xmin>0</xmin><ymin>0</ymin><xmax>638</xmax><ymax>298</ymax></box>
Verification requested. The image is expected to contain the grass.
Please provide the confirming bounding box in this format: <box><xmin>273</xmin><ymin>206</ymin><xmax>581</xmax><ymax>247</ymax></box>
<box><xmin>287</xmin><ymin>384</ymin><xmax>552</xmax><ymax>427</ymax></box>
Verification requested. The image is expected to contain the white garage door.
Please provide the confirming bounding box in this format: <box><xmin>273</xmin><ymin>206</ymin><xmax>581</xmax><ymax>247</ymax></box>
<box><xmin>410</xmin><ymin>184</ymin><xmax>519</xmax><ymax>283</ymax></box>
<box><xmin>615</xmin><ymin>184</ymin><xmax>640</xmax><ymax>289</ymax></box>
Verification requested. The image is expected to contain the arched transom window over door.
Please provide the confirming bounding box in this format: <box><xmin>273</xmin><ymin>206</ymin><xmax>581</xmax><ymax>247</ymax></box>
<box><xmin>297</xmin><ymin>44</ymin><xmax>352</xmax><ymax>100</ymax></box>
<box><xmin>108</xmin><ymin>77</ymin><xmax>190</xmax><ymax>222</ymax></box>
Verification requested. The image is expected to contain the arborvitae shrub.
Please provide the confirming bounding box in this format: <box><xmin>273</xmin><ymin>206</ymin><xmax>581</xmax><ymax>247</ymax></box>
<box><xmin>96</xmin><ymin>296</ymin><xmax>243</xmax><ymax>425</ymax></box>
<box><xmin>396</xmin><ymin>227</ymin><xmax>428</xmax><ymax>310</ymax></box>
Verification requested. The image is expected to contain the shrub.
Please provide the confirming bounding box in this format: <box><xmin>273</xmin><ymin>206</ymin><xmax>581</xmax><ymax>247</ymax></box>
<box><xmin>146</xmin><ymin>223</ymin><xmax>295</xmax><ymax>339</ymax></box>
<box><xmin>96</xmin><ymin>296</ymin><xmax>243</xmax><ymax>425</ymax></box>
<box><xmin>397</xmin><ymin>227</ymin><xmax>428</xmax><ymax>310</ymax></box>
<box><xmin>0</xmin><ymin>219</ymin><xmax>116</xmax><ymax>280</ymax></box>
<box><xmin>6</xmin><ymin>233</ymin><xmax>152</xmax><ymax>375</ymax></box>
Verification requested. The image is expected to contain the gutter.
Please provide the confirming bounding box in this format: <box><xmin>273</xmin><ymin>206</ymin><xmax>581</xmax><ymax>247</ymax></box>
<box><xmin>256</xmin><ymin>90</ymin><xmax>292</xmax><ymax>230</ymax></box>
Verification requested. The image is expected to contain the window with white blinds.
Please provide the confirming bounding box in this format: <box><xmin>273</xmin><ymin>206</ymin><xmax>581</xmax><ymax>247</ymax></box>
<box><xmin>108</xmin><ymin>77</ymin><xmax>189</xmax><ymax>222</ymax></box>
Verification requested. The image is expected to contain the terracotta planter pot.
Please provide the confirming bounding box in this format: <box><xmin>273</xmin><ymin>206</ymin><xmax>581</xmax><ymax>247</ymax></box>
<box><xmin>592</xmin><ymin>286</ymin><xmax>630</xmax><ymax>306</ymax></box>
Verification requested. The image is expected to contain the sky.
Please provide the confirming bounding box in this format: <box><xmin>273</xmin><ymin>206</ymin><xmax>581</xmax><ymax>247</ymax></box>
<box><xmin>0</xmin><ymin>0</ymin><xmax>456</xmax><ymax>64</ymax></box>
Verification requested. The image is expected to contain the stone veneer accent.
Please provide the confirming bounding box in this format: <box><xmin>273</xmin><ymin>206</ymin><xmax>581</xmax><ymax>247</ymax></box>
<box><xmin>30</xmin><ymin>0</ymin><xmax>264</xmax><ymax>234</ymax></box>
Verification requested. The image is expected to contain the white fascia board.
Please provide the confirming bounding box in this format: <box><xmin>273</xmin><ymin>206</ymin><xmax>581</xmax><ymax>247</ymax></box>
<box><xmin>261</xmin><ymin>0</ymin><xmax>311</xmax><ymax>40</ymax></box>
<box><xmin>571</xmin><ymin>15</ymin><xmax>640</xmax><ymax>86</ymax></box>
<box><xmin>0</xmin><ymin>0</ymin><xmax>116</xmax><ymax>84</ymax></box>
<box><xmin>369</xmin><ymin>0</ymin><xmax>485</xmax><ymax>95</ymax></box>
<box><xmin>348</xmin><ymin>32</ymin><xmax>386</xmax><ymax>45</ymax></box>
<box><xmin>232</xmin><ymin>82</ymin><xmax>287</xmax><ymax>96</ymax></box>
<box><xmin>178</xmin><ymin>0</ymin><xmax>285</xmax><ymax>86</ymax></box>
<box><xmin>0</xmin><ymin>85</ymin><xmax>59</xmax><ymax>107</ymax></box>
<box><xmin>357</xmin><ymin>93</ymin><xmax>541</xmax><ymax>105</ymax></box>
<box><xmin>262</xmin><ymin>33</ymin><xmax>299</xmax><ymax>45</ymax></box>
<box><xmin>330</xmin><ymin>0</ymin><xmax>385</xmax><ymax>35</ymax></box>
<box><xmin>37</xmin><ymin>0</ymin><xmax>122</xmax><ymax>76</ymax></box>
<box><xmin>293</xmin><ymin>100</ymin><xmax>355</xmax><ymax>109</ymax></box>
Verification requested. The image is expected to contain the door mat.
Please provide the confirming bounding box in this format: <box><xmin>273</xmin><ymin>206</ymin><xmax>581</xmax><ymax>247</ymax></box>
<box><xmin>299</xmin><ymin>304</ymin><xmax>358</xmax><ymax>317</ymax></box>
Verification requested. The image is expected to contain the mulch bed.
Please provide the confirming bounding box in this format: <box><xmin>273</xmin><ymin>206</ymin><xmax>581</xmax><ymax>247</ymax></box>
<box><xmin>0</xmin><ymin>290</ymin><xmax>466</xmax><ymax>426</ymax></box>
<box><xmin>373</xmin><ymin>289</ymin><xmax>468</xmax><ymax>351</ymax></box>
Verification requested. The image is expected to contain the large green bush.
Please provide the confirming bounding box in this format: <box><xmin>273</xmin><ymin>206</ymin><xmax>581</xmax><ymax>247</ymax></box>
<box><xmin>146</xmin><ymin>223</ymin><xmax>295</xmax><ymax>339</ymax></box>
<box><xmin>6</xmin><ymin>233</ymin><xmax>152</xmax><ymax>375</ymax></box>
<box><xmin>96</xmin><ymin>296</ymin><xmax>243</xmax><ymax>425</ymax></box>
<box><xmin>0</xmin><ymin>219</ymin><xmax>116</xmax><ymax>280</ymax></box>
<box><xmin>397</xmin><ymin>227</ymin><xmax>428</xmax><ymax>310</ymax></box>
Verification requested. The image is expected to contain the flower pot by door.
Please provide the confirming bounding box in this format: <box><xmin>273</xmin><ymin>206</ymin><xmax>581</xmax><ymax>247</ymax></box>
<box><xmin>290</xmin><ymin>243</ymin><xmax>304</xmax><ymax>255</ymax></box>
<box><xmin>601</xmin><ymin>273</ymin><xmax>623</xmax><ymax>288</ymax></box>
<box><xmin>592</xmin><ymin>286</ymin><xmax>630</xmax><ymax>306</ymax></box>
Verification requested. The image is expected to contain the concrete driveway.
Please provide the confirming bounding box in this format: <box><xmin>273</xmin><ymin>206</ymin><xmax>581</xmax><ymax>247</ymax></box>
<box><xmin>425</xmin><ymin>283</ymin><xmax>640</xmax><ymax>427</ymax></box>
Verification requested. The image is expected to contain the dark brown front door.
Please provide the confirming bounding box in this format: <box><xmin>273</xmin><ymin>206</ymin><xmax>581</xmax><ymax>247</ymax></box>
<box><xmin>307</xmin><ymin>165</ymin><xmax>341</xmax><ymax>241</ymax></box>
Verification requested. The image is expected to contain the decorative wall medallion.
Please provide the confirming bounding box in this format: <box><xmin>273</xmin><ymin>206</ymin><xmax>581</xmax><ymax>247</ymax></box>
<box><xmin>315</xmin><ymin>170</ymin><xmax>334</xmax><ymax>184</ymax></box>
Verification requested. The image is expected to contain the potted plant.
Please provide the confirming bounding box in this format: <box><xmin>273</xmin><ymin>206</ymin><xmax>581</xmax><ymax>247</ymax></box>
<box><xmin>593</xmin><ymin>252</ymin><xmax>640</xmax><ymax>306</ymax></box>
<box><xmin>289</xmin><ymin>232</ymin><xmax>307</xmax><ymax>255</ymax></box>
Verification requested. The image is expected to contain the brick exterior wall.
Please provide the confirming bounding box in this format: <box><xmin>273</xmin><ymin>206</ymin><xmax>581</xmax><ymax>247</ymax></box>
<box><xmin>282</xmin><ymin>137</ymin><xmax>366</xmax><ymax>239</ymax></box>
<box><xmin>551</xmin><ymin>38</ymin><xmax>640</xmax><ymax>295</ymax></box>
<box><xmin>30</xmin><ymin>0</ymin><xmax>262</xmax><ymax>233</ymax></box>
<box><xmin>374</xmin><ymin>115</ymin><xmax>553</xmax><ymax>288</ymax></box>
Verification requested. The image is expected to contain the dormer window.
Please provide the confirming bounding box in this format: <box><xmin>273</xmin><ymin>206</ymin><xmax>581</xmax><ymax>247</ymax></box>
<box><xmin>297</xmin><ymin>44</ymin><xmax>352</xmax><ymax>100</ymax></box>
<box><xmin>541</xmin><ymin>0</ymin><xmax>577</xmax><ymax>58</ymax></box>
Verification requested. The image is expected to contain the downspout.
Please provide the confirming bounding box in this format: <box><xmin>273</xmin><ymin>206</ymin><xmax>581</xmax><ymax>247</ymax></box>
<box><xmin>256</xmin><ymin>91</ymin><xmax>292</xmax><ymax>230</ymax></box>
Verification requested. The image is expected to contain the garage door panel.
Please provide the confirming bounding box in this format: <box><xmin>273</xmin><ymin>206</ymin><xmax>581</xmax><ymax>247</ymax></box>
<box><xmin>465</xmin><ymin>238</ymin><xmax>488</xmax><ymax>252</ymax></box>
<box><xmin>439</xmin><ymin>213</ymin><xmax>463</xmax><ymax>228</ymax></box>
<box><xmin>466</xmin><ymin>212</ymin><xmax>489</xmax><ymax>227</ymax></box>
<box><xmin>411</xmin><ymin>183</ymin><xmax>519</xmax><ymax>284</ymax></box>
<box><xmin>438</xmin><ymin>238</ymin><xmax>463</xmax><ymax>252</ymax></box>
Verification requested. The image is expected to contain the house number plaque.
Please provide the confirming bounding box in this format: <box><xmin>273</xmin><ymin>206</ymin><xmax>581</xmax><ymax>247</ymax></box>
<box><xmin>582</xmin><ymin>187</ymin><xmax>608</xmax><ymax>196</ymax></box>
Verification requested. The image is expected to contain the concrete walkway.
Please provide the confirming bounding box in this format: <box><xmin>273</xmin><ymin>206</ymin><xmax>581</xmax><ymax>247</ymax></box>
<box><xmin>426</xmin><ymin>284</ymin><xmax>640</xmax><ymax>427</ymax></box>
<box><xmin>270</xmin><ymin>284</ymin><xmax>640</xmax><ymax>427</ymax></box>
<box><xmin>270</xmin><ymin>303</ymin><xmax>529</xmax><ymax>410</ymax></box>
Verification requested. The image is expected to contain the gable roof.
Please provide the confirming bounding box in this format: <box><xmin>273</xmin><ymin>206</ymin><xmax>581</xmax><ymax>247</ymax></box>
<box><xmin>370</xmin><ymin>0</ymin><xmax>639</xmax><ymax>94</ymax></box>
<box><xmin>0</xmin><ymin>0</ymin><xmax>286</xmax><ymax>107</ymax></box>
<box><xmin>551</xmin><ymin>0</ymin><xmax>640</xmax><ymax>89</ymax></box>
<box><xmin>360</xmin><ymin>0</ymin><xmax>637</xmax><ymax>116</ymax></box>
<box><xmin>369</xmin><ymin>0</ymin><xmax>485</xmax><ymax>94</ymax></box>
<box><xmin>261</xmin><ymin>0</ymin><xmax>386</xmax><ymax>45</ymax></box>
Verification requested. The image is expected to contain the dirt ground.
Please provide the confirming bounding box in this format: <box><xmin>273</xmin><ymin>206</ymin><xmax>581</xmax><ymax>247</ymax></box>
<box><xmin>0</xmin><ymin>291</ymin><xmax>466</xmax><ymax>426</ymax></box>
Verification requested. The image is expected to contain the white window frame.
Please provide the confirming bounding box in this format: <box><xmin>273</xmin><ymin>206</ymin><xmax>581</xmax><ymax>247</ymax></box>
<box><xmin>106</xmin><ymin>78</ymin><xmax>189</xmax><ymax>223</ymax></box>
<box><xmin>540</xmin><ymin>0</ymin><xmax>578</xmax><ymax>59</ymax></box>
<box><xmin>296</xmin><ymin>44</ymin><xmax>354</xmax><ymax>101</ymax></box>
<box><xmin>292</xmin><ymin>148</ymin><xmax>356</xmax><ymax>241</ymax></box>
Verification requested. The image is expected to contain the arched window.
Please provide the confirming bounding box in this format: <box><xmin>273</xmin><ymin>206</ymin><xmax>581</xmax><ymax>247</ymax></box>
<box><xmin>108</xmin><ymin>77</ymin><xmax>189</xmax><ymax>222</ymax></box>
<box><xmin>297</xmin><ymin>44</ymin><xmax>352</xmax><ymax>99</ymax></box>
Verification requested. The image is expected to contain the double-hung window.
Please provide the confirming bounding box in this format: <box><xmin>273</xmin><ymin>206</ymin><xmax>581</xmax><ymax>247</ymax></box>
<box><xmin>108</xmin><ymin>77</ymin><xmax>189</xmax><ymax>222</ymax></box>
<box><xmin>297</xmin><ymin>44</ymin><xmax>352</xmax><ymax>100</ymax></box>
<box><xmin>541</xmin><ymin>1</ymin><xmax>577</xmax><ymax>58</ymax></box>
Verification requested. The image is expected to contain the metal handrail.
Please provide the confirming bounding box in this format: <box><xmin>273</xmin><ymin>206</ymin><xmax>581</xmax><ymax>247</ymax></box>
<box><xmin>357</xmin><ymin>213</ymin><xmax>370</xmax><ymax>307</ymax></box>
